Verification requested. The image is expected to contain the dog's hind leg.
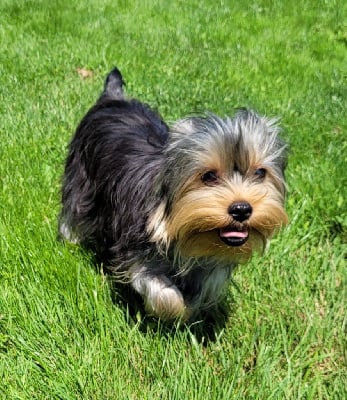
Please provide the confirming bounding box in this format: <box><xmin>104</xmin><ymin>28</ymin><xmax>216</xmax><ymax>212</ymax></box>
<box><xmin>58</xmin><ymin>217</ymin><xmax>80</xmax><ymax>244</ymax></box>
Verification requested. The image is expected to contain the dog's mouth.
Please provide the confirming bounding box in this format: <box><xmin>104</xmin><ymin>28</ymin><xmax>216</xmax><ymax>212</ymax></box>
<box><xmin>219</xmin><ymin>226</ymin><xmax>249</xmax><ymax>246</ymax></box>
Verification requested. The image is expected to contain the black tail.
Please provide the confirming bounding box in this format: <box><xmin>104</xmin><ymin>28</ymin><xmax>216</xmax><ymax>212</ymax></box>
<box><xmin>102</xmin><ymin>67</ymin><xmax>125</xmax><ymax>100</ymax></box>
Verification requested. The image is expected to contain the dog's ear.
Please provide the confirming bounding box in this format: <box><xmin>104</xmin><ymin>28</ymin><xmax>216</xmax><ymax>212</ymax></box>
<box><xmin>102</xmin><ymin>67</ymin><xmax>125</xmax><ymax>100</ymax></box>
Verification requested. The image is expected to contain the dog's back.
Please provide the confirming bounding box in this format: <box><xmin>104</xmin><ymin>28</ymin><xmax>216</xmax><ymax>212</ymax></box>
<box><xmin>59</xmin><ymin>68</ymin><xmax>169</xmax><ymax>262</ymax></box>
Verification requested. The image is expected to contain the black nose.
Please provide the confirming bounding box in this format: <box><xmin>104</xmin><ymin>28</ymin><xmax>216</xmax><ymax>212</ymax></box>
<box><xmin>228</xmin><ymin>202</ymin><xmax>252</xmax><ymax>222</ymax></box>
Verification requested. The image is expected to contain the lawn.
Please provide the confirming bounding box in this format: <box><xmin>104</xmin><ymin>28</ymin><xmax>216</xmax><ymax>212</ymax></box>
<box><xmin>0</xmin><ymin>0</ymin><xmax>346</xmax><ymax>399</ymax></box>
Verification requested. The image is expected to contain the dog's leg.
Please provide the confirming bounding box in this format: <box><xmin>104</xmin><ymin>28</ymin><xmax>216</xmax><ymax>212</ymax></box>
<box><xmin>130</xmin><ymin>267</ymin><xmax>190</xmax><ymax>321</ymax></box>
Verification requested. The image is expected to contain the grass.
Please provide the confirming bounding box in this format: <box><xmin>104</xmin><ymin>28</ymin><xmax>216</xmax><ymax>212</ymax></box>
<box><xmin>0</xmin><ymin>0</ymin><xmax>346</xmax><ymax>398</ymax></box>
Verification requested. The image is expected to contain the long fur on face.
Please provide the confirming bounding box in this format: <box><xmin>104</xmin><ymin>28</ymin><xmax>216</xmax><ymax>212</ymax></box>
<box><xmin>59</xmin><ymin>68</ymin><xmax>288</xmax><ymax>322</ymax></box>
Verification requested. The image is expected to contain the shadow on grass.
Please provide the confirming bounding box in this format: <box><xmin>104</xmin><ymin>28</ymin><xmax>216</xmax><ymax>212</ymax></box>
<box><xmin>109</xmin><ymin>279</ymin><xmax>238</xmax><ymax>345</ymax></box>
<box><xmin>59</xmin><ymin>240</ymin><xmax>238</xmax><ymax>344</ymax></box>
<box><xmin>58</xmin><ymin>236</ymin><xmax>240</xmax><ymax>346</ymax></box>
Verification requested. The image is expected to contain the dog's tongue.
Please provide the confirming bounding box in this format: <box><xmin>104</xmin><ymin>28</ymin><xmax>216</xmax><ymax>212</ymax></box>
<box><xmin>219</xmin><ymin>227</ymin><xmax>249</xmax><ymax>246</ymax></box>
<box><xmin>219</xmin><ymin>229</ymin><xmax>248</xmax><ymax>239</ymax></box>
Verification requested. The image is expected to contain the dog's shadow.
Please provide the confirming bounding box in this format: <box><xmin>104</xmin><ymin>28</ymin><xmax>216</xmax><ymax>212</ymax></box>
<box><xmin>61</xmin><ymin>243</ymin><xmax>236</xmax><ymax>344</ymax></box>
<box><xmin>109</xmin><ymin>279</ymin><xmax>237</xmax><ymax>345</ymax></box>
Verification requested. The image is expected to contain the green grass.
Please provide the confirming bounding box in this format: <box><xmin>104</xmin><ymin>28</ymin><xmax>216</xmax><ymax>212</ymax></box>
<box><xmin>0</xmin><ymin>0</ymin><xmax>346</xmax><ymax>398</ymax></box>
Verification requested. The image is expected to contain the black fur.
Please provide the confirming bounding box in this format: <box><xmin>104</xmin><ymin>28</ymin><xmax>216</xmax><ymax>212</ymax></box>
<box><xmin>60</xmin><ymin>68</ymin><xmax>169</xmax><ymax>269</ymax></box>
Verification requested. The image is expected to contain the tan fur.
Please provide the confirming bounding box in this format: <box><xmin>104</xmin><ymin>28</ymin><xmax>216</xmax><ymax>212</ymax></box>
<box><xmin>148</xmin><ymin>146</ymin><xmax>288</xmax><ymax>266</ymax></box>
<box><xmin>146</xmin><ymin>201</ymin><xmax>169</xmax><ymax>247</ymax></box>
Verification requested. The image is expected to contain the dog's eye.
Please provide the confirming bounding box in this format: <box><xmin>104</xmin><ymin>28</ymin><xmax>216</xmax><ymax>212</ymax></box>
<box><xmin>201</xmin><ymin>170</ymin><xmax>219</xmax><ymax>185</ymax></box>
<box><xmin>254</xmin><ymin>168</ymin><xmax>266</xmax><ymax>179</ymax></box>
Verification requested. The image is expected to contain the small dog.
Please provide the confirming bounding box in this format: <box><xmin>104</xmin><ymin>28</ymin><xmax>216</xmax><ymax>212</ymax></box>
<box><xmin>59</xmin><ymin>67</ymin><xmax>288</xmax><ymax>322</ymax></box>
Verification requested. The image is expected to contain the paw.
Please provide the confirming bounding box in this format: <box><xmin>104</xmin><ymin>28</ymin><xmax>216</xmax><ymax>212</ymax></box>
<box><xmin>132</xmin><ymin>273</ymin><xmax>190</xmax><ymax>321</ymax></box>
<box><xmin>145</xmin><ymin>279</ymin><xmax>190</xmax><ymax>321</ymax></box>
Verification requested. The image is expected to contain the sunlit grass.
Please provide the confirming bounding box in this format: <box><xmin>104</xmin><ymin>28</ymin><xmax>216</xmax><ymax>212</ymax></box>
<box><xmin>0</xmin><ymin>0</ymin><xmax>346</xmax><ymax>398</ymax></box>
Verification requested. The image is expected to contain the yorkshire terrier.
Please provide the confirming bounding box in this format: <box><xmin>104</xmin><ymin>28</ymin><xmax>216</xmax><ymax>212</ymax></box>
<box><xmin>59</xmin><ymin>67</ymin><xmax>288</xmax><ymax>323</ymax></box>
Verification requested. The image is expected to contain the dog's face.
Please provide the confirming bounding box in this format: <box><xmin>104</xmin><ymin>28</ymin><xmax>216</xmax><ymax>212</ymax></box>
<box><xmin>148</xmin><ymin>111</ymin><xmax>288</xmax><ymax>264</ymax></box>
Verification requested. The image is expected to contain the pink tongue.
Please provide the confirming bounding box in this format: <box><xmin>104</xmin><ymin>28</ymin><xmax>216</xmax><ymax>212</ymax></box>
<box><xmin>220</xmin><ymin>229</ymin><xmax>248</xmax><ymax>239</ymax></box>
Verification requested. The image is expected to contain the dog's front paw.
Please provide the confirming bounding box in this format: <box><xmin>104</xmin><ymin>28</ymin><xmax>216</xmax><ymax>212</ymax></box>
<box><xmin>134</xmin><ymin>274</ymin><xmax>190</xmax><ymax>321</ymax></box>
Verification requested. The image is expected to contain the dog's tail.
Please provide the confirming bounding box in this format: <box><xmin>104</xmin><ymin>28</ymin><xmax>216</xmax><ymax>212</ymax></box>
<box><xmin>102</xmin><ymin>67</ymin><xmax>125</xmax><ymax>100</ymax></box>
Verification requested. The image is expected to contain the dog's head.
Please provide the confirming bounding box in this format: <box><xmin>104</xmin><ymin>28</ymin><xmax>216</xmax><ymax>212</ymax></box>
<box><xmin>148</xmin><ymin>110</ymin><xmax>288</xmax><ymax>264</ymax></box>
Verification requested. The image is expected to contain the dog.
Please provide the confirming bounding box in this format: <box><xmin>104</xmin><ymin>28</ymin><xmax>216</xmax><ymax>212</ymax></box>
<box><xmin>59</xmin><ymin>67</ymin><xmax>288</xmax><ymax>323</ymax></box>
